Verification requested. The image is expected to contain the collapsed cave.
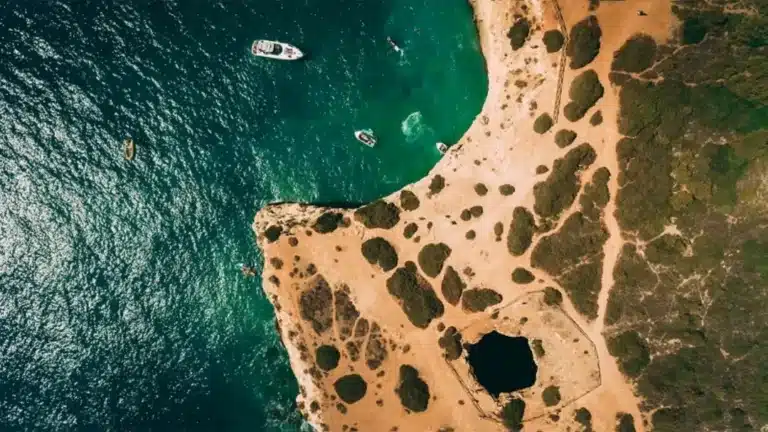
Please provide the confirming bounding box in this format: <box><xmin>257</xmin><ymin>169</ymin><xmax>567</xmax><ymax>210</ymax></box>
<box><xmin>466</xmin><ymin>331</ymin><xmax>537</xmax><ymax>398</ymax></box>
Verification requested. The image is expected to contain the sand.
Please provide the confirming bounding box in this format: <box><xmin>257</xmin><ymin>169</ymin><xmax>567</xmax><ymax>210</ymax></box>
<box><xmin>253</xmin><ymin>0</ymin><xmax>676</xmax><ymax>430</ymax></box>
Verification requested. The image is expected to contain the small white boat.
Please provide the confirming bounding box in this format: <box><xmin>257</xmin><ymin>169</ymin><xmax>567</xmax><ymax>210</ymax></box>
<box><xmin>436</xmin><ymin>142</ymin><xmax>448</xmax><ymax>154</ymax></box>
<box><xmin>355</xmin><ymin>129</ymin><xmax>377</xmax><ymax>148</ymax></box>
<box><xmin>251</xmin><ymin>40</ymin><xmax>304</xmax><ymax>60</ymax></box>
<box><xmin>387</xmin><ymin>37</ymin><xmax>402</xmax><ymax>54</ymax></box>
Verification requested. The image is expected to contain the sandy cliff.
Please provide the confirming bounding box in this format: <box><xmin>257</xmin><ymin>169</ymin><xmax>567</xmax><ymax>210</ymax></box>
<box><xmin>253</xmin><ymin>0</ymin><xmax>675</xmax><ymax>430</ymax></box>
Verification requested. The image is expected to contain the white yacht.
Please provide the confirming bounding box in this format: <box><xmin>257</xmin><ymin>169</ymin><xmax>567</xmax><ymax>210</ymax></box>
<box><xmin>251</xmin><ymin>40</ymin><xmax>304</xmax><ymax>60</ymax></box>
<box><xmin>436</xmin><ymin>142</ymin><xmax>448</xmax><ymax>154</ymax></box>
<box><xmin>387</xmin><ymin>37</ymin><xmax>402</xmax><ymax>54</ymax></box>
<box><xmin>355</xmin><ymin>129</ymin><xmax>377</xmax><ymax>148</ymax></box>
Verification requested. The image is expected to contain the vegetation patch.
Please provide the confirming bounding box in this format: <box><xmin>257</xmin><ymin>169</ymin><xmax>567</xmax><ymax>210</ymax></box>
<box><xmin>334</xmin><ymin>288</ymin><xmax>360</xmax><ymax>340</ymax></box>
<box><xmin>589</xmin><ymin>110</ymin><xmax>603</xmax><ymax>126</ymax></box>
<box><xmin>399</xmin><ymin>190</ymin><xmax>420</xmax><ymax>211</ymax></box>
<box><xmin>428</xmin><ymin>175</ymin><xmax>446</xmax><ymax>197</ymax></box>
<box><xmin>438</xmin><ymin>326</ymin><xmax>463</xmax><ymax>360</ymax></box>
<box><xmin>580</xmin><ymin>167</ymin><xmax>611</xmax><ymax>220</ymax></box>
<box><xmin>264</xmin><ymin>225</ymin><xmax>283</xmax><ymax>243</ymax></box>
<box><xmin>554</xmin><ymin>129</ymin><xmax>577</xmax><ymax>148</ymax></box>
<box><xmin>316</xmin><ymin>345</ymin><xmax>341</xmax><ymax>371</ymax></box>
<box><xmin>533</xmin><ymin>143</ymin><xmax>596</xmax><ymax>219</ymax></box>
<box><xmin>507</xmin><ymin>206</ymin><xmax>536</xmax><ymax>256</ymax></box>
<box><xmin>612</xmin><ymin>34</ymin><xmax>656</xmax><ymax>73</ymax></box>
<box><xmin>460</xmin><ymin>209</ymin><xmax>472</xmax><ymax>221</ymax></box>
<box><xmin>334</xmin><ymin>374</ymin><xmax>368</xmax><ymax>404</ymax></box>
<box><xmin>532</xmin><ymin>339</ymin><xmax>545</xmax><ymax>358</ymax></box>
<box><xmin>616</xmin><ymin>413</ymin><xmax>636</xmax><ymax>432</ymax></box>
<box><xmin>299</xmin><ymin>276</ymin><xmax>334</xmax><ymax>334</ymax></box>
<box><xmin>534</xmin><ymin>112</ymin><xmax>554</xmax><ymax>134</ymax></box>
<box><xmin>542</xmin><ymin>385</ymin><xmax>561</xmax><ymax>406</ymax></box>
<box><xmin>567</xmin><ymin>15</ymin><xmax>602</xmax><ymax>69</ymax></box>
<box><xmin>312</xmin><ymin>212</ymin><xmax>344</xmax><ymax>233</ymax></box>
<box><xmin>474</xmin><ymin>183</ymin><xmax>488</xmax><ymax>196</ymax></box>
<box><xmin>462</xmin><ymin>288</ymin><xmax>502</xmax><ymax>312</ymax></box>
<box><xmin>361</xmin><ymin>237</ymin><xmax>399</xmax><ymax>271</ymax></box>
<box><xmin>501</xmin><ymin>398</ymin><xmax>526</xmax><ymax>432</ymax></box>
<box><xmin>543</xmin><ymin>30</ymin><xmax>565</xmax><ymax>53</ymax></box>
<box><xmin>354</xmin><ymin>200</ymin><xmax>401</xmax><ymax>229</ymax></box>
<box><xmin>543</xmin><ymin>286</ymin><xmax>563</xmax><ymax>306</ymax></box>
<box><xmin>606</xmin><ymin>330</ymin><xmax>650</xmax><ymax>377</ymax></box>
<box><xmin>575</xmin><ymin>408</ymin><xmax>593</xmax><ymax>430</ymax></box>
<box><xmin>403</xmin><ymin>222</ymin><xmax>418</xmax><ymax>239</ymax></box>
<box><xmin>417</xmin><ymin>243</ymin><xmax>452</xmax><ymax>277</ymax></box>
<box><xmin>395</xmin><ymin>365</ymin><xmax>430</xmax><ymax>412</ymax></box>
<box><xmin>564</xmin><ymin>70</ymin><xmax>604</xmax><ymax>122</ymax></box>
<box><xmin>499</xmin><ymin>184</ymin><xmax>516</xmax><ymax>195</ymax></box>
<box><xmin>536</xmin><ymin>165</ymin><xmax>549</xmax><ymax>174</ymax></box>
<box><xmin>469</xmin><ymin>206</ymin><xmax>484</xmax><ymax>217</ymax></box>
<box><xmin>365</xmin><ymin>323</ymin><xmax>388</xmax><ymax>370</ymax></box>
<box><xmin>511</xmin><ymin>267</ymin><xmax>535</xmax><ymax>284</ymax></box>
<box><xmin>441</xmin><ymin>266</ymin><xmax>466</xmax><ymax>306</ymax></box>
<box><xmin>494</xmin><ymin>222</ymin><xmax>504</xmax><ymax>240</ymax></box>
<box><xmin>386</xmin><ymin>264</ymin><xmax>445</xmax><ymax>328</ymax></box>
<box><xmin>465</xmin><ymin>230</ymin><xmax>476</xmax><ymax>240</ymax></box>
<box><xmin>508</xmin><ymin>18</ymin><xmax>531</xmax><ymax>51</ymax></box>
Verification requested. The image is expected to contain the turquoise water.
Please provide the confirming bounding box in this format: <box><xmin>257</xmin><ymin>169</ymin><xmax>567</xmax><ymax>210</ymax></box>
<box><xmin>0</xmin><ymin>0</ymin><xmax>486</xmax><ymax>430</ymax></box>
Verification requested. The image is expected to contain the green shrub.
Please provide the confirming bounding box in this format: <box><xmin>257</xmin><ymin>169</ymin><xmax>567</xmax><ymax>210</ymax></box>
<box><xmin>396</xmin><ymin>365</ymin><xmax>430</xmax><ymax>412</ymax></box>
<box><xmin>299</xmin><ymin>276</ymin><xmax>333</xmax><ymax>334</ymax></box>
<box><xmin>354</xmin><ymin>200</ymin><xmax>401</xmax><ymax>229</ymax></box>
<box><xmin>532</xmin><ymin>339</ymin><xmax>545</xmax><ymax>357</ymax></box>
<box><xmin>465</xmin><ymin>230</ymin><xmax>476</xmax><ymax>240</ymax></box>
<box><xmin>543</xmin><ymin>286</ymin><xmax>563</xmax><ymax>306</ymax></box>
<box><xmin>512</xmin><ymin>267</ymin><xmax>535</xmax><ymax>284</ymax></box>
<box><xmin>474</xmin><ymin>183</ymin><xmax>488</xmax><ymax>196</ymax></box>
<box><xmin>534</xmin><ymin>112</ymin><xmax>554</xmax><ymax>134</ymax></box>
<box><xmin>441</xmin><ymin>266</ymin><xmax>466</xmax><ymax>306</ymax></box>
<box><xmin>507</xmin><ymin>206</ymin><xmax>536</xmax><ymax>255</ymax></box>
<box><xmin>316</xmin><ymin>345</ymin><xmax>340</xmax><ymax>371</ymax></box>
<box><xmin>428</xmin><ymin>175</ymin><xmax>446</xmax><ymax>196</ymax></box>
<box><xmin>334</xmin><ymin>374</ymin><xmax>368</xmax><ymax>404</ymax></box>
<box><xmin>543</xmin><ymin>30</ymin><xmax>565</xmax><ymax>53</ymax></box>
<box><xmin>312</xmin><ymin>212</ymin><xmax>344</xmax><ymax>233</ymax></box>
<box><xmin>607</xmin><ymin>330</ymin><xmax>650</xmax><ymax>377</ymax></box>
<box><xmin>567</xmin><ymin>15</ymin><xmax>602</xmax><ymax>69</ymax></box>
<box><xmin>400</xmin><ymin>190</ymin><xmax>420</xmax><ymax>211</ymax></box>
<box><xmin>616</xmin><ymin>413</ymin><xmax>636</xmax><ymax>432</ymax></box>
<box><xmin>361</xmin><ymin>237</ymin><xmax>398</xmax><ymax>271</ymax></box>
<box><xmin>559</xmin><ymin>261</ymin><xmax>602</xmax><ymax>319</ymax></box>
<box><xmin>508</xmin><ymin>18</ymin><xmax>531</xmax><ymax>50</ymax></box>
<box><xmin>403</xmin><ymin>222</ymin><xmax>418</xmax><ymax>239</ymax></box>
<box><xmin>462</xmin><ymin>288</ymin><xmax>502</xmax><ymax>312</ymax></box>
<box><xmin>418</xmin><ymin>243</ymin><xmax>452</xmax><ymax>277</ymax></box>
<box><xmin>612</xmin><ymin>34</ymin><xmax>657</xmax><ymax>73</ymax></box>
<box><xmin>469</xmin><ymin>206</ymin><xmax>484</xmax><ymax>217</ymax></box>
<box><xmin>533</xmin><ymin>143</ymin><xmax>597</xmax><ymax>218</ymax></box>
<box><xmin>554</xmin><ymin>129</ymin><xmax>577</xmax><ymax>148</ymax></box>
<box><xmin>499</xmin><ymin>184</ymin><xmax>516</xmax><ymax>195</ymax></box>
<box><xmin>501</xmin><ymin>398</ymin><xmax>526</xmax><ymax>431</ymax></box>
<box><xmin>542</xmin><ymin>385</ymin><xmax>561</xmax><ymax>406</ymax></box>
<box><xmin>536</xmin><ymin>165</ymin><xmax>549</xmax><ymax>174</ymax></box>
<box><xmin>575</xmin><ymin>408</ymin><xmax>593</xmax><ymax>429</ymax></box>
<box><xmin>580</xmin><ymin>167</ymin><xmax>611</xmax><ymax>220</ymax></box>
<box><xmin>438</xmin><ymin>327</ymin><xmax>463</xmax><ymax>360</ymax></box>
<box><xmin>386</xmin><ymin>264</ymin><xmax>444</xmax><ymax>328</ymax></box>
<box><xmin>264</xmin><ymin>225</ymin><xmax>283</xmax><ymax>243</ymax></box>
<box><xmin>564</xmin><ymin>70</ymin><xmax>604</xmax><ymax>122</ymax></box>
<box><xmin>590</xmin><ymin>110</ymin><xmax>603</xmax><ymax>126</ymax></box>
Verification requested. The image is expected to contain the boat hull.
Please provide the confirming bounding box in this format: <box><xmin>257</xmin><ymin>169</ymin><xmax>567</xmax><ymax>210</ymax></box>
<box><xmin>251</xmin><ymin>40</ymin><xmax>304</xmax><ymax>61</ymax></box>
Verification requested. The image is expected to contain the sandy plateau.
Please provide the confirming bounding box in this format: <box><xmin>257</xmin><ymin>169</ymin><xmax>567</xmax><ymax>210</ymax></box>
<box><xmin>253</xmin><ymin>0</ymin><xmax>676</xmax><ymax>430</ymax></box>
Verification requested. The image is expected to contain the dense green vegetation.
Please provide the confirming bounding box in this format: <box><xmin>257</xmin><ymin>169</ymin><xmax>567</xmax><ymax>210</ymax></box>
<box><xmin>611</xmin><ymin>34</ymin><xmax>657</xmax><ymax>73</ymax></box>
<box><xmin>579</xmin><ymin>167</ymin><xmax>610</xmax><ymax>220</ymax></box>
<box><xmin>396</xmin><ymin>365</ymin><xmax>430</xmax><ymax>412</ymax></box>
<box><xmin>532</xmin><ymin>339</ymin><xmax>545</xmax><ymax>357</ymax></box>
<box><xmin>605</xmin><ymin>4</ymin><xmax>768</xmax><ymax>429</ymax></box>
<box><xmin>535</xmin><ymin>165</ymin><xmax>549</xmax><ymax>174</ymax></box>
<box><xmin>386</xmin><ymin>263</ymin><xmax>444</xmax><ymax>328</ymax></box>
<box><xmin>403</xmin><ymin>222</ymin><xmax>418</xmax><ymax>239</ymax></box>
<box><xmin>312</xmin><ymin>211</ymin><xmax>344</xmax><ymax>233</ymax></box>
<box><xmin>501</xmin><ymin>398</ymin><xmax>525</xmax><ymax>432</ymax></box>
<box><xmin>417</xmin><ymin>243</ymin><xmax>452</xmax><ymax>277</ymax></box>
<box><xmin>564</xmin><ymin>70</ymin><xmax>604</xmax><ymax>122</ymax></box>
<box><xmin>508</xmin><ymin>18</ymin><xmax>530</xmax><ymax>51</ymax></box>
<box><xmin>567</xmin><ymin>15</ymin><xmax>601</xmax><ymax>69</ymax></box>
<box><xmin>554</xmin><ymin>129</ymin><xmax>577</xmax><ymax>148</ymax></box>
<box><xmin>441</xmin><ymin>266</ymin><xmax>466</xmax><ymax>306</ymax></box>
<box><xmin>462</xmin><ymin>288</ymin><xmax>502</xmax><ymax>312</ymax></box>
<box><xmin>474</xmin><ymin>183</ymin><xmax>488</xmax><ymax>196</ymax></box>
<box><xmin>543</xmin><ymin>30</ymin><xmax>565</xmax><ymax>53</ymax></box>
<box><xmin>354</xmin><ymin>200</ymin><xmax>401</xmax><ymax>229</ymax></box>
<box><xmin>438</xmin><ymin>327</ymin><xmax>463</xmax><ymax>360</ymax></box>
<box><xmin>299</xmin><ymin>276</ymin><xmax>333</xmax><ymax>334</ymax></box>
<box><xmin>499</xmin><ymin>184</ymin><xmax>516</xmax><ymax>195</ymax></box>
<box><xmin>533</xmin><ymin>143</ymin><xmax>596</xmax><ymax>220</ymax></box>
<box><xmin>534</xmin><ymin>112</ymin><xmax>554</xmax><ymax>134</ymax></box>
<box><xmin>589</xmin><ymin>110</ymin><xmax>603</xmax><ymax>126</ymax></box>
<box><xmin>507</xmin><ymin>206</ymin><xmax>536</xmax><ymax>256</ymax></box>
<box><xmin>616</xmin><ymin>413</ymin><xmax>636</xmax><ymax>432</ymax></box>
<box><xmin>428</xmin><ymin>175</ymin><xmax>446</xmax><ymax>196</ymax></box>
<box><xmin>575</xmin><ymin>408</ymin><xmax>592</xmax><ymax>430</ymax></box>
<box><xmin>399</xmin><ymin>190</ymin><xmax>420</xmax><ymax>211</ymax></box>
<box><xmin>543</xmin><ymin>286</ymin><xmax>563</xmax><ymax>306</ymax></box>
<box><xmin>334</xmin><ymin>374</ymin><xmax>367</xmax><ymax>404</ymax></box>
<box><xmin>542</xmin><ymin>385</ymin><xmax>561</xmax><ymax>407</ymax></box>
<box><xmin>511</xmin><ymin>267</ymin><xmax>535</xmax><ymax>284</ymax></box>
<box><xmin>316</xmin><ymin>345</ymin><xmax>340</xmax><ymax>371</ymax></box>
<box><xmin>264</xmin><ymin>225</ymin><xmax>283</xmax><ymax>242</ymax></box>
<box><xmin>361</xmin><ymin>237</ymin><xmax>398</xmax><ymax>271</ymax></box>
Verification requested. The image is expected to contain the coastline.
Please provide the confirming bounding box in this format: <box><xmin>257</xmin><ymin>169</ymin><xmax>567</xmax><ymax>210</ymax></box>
<box><xmin>254</xmin><ymin>0</ymin><xmax>676</xmax><ymax>430</ymax></box>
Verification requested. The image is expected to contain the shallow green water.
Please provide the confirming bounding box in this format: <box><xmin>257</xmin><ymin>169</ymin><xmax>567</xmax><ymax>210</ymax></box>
<box><xmin>0</xmin><ymin>0</ymin><xmax>486</xmax><ymax>430</ymax></box>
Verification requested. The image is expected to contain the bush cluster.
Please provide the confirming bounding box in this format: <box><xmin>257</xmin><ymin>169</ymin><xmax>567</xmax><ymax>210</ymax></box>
<box><xmin>564</xmin><ymin>70</ymin><xmax>604</xmax><ymax>122</ymax></box>
<box><xmin>507</xmin><ymin>206</ymin><xmax>536</xmax><ymax>256</ymax></box>
<box><xmin>396</xmin><ymin>365</ymin><xmax>430</xmax><ymax>412</ymax></box>
<box><xmin>462</xmin><ymin>288</ymin><xmax>502</xmax><ymax>312</ymax></box>
<box><xmin>354</xmin><ymin>200</ymin><xmax>401</xmax><ymax>229</ymax></box>
<box><xmin>567</xmin><ymin>15</ymin><xmax>602</xmax><ymax>69</ymax></box>
<box><xmin>418</xmin><ymin>243</ymin><xmax>452</xmax><ymax>277</ymax></box>
<box><xmin>361</xmin><ymin>237</ymin><xmax>398</xmax><ymax>271</ymax></box>
<box><xmin>386</xmin><ymin>264</ymin><xmax>444</xmax><ymax>328</ymax></box>
<box><xmin>533</xmin><ymin>143</ymin><xmax>597</xmax><ymax>219</ymax></box>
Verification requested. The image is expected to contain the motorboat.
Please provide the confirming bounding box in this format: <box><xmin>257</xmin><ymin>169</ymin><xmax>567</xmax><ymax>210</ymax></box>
<box><xmin>355</xmin><ymin>129</ymin><xmax>377</xmax><ymax>148</ymax></box>
<box><xmin>124</xmin><ymin>137</ymin><xmax>135</xmax><ymax>160</ymax></box>
<box><xmin>387</xmin><ymin>37</ymin><xmax>402</xmax><ymax>54</ymax></box>
<box><xmin>436</xmin><ymin>142</ymin><xmax>448</xmax><ymax>154</ymax></box>
<box><xmin>251</xmin><ymin>40</ymin><xmax>304</xmax><ymax>60</ymax></box>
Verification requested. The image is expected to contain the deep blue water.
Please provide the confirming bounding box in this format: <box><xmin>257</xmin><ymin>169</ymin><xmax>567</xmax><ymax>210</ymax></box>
<box><xmin>0</xmin><ymin>0</ymin><xmax>487</xmax><ymax>430</ymax></box>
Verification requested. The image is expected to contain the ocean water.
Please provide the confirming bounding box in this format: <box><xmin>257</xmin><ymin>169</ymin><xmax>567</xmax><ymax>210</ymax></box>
<box><xmin>0</xmin><ymin>0</ymin><xmax>487</xmax><ymax>430</ymax></box>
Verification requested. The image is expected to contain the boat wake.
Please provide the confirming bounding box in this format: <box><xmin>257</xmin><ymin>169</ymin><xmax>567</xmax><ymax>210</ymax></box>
<box><xmin>401</xmin><ymin>111</ymin><xmax>431</xmax><ymax>143</ymax></box>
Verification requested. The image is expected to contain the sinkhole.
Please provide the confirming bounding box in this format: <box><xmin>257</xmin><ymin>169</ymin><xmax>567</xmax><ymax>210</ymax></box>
<box><xmin>466</xmin><ymin>331</ymin><xmax>537</xmax><ymax>398</ymax></box>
